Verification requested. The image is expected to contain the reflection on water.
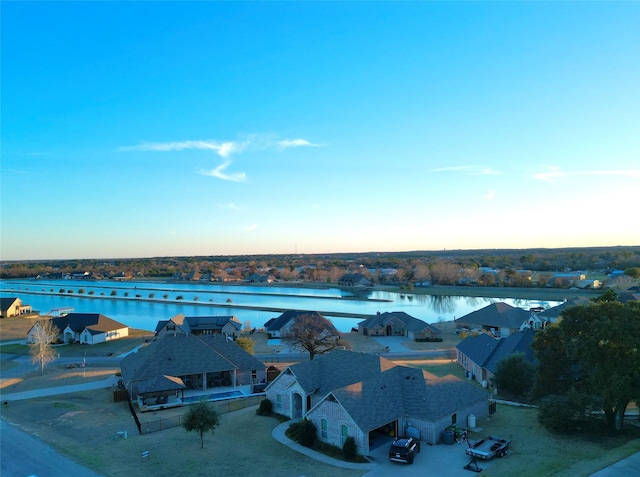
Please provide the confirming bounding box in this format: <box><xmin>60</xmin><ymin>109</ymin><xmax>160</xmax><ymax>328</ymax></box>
<box><xmin>1</xmin><ymin>279</ymin><xmax>561</xmax><ymax>333</ymax></box>
<box><xmin>428</xmin><ymin>295</ymin><xmax>457</xmax><ymax>315</ymax></box>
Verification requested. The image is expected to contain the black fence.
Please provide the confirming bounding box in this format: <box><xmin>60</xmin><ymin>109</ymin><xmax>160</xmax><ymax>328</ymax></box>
<box><xmin>139</xmin><ymin>394</ymin><xmax>264</xmax><ymax>435</ymax></box>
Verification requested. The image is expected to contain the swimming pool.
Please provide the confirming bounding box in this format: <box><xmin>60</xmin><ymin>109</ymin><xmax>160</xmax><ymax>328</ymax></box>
<box><xmin>183</xmin><ymin>390</ymin><xmax>245</xmax><ymax>404</ymax></box>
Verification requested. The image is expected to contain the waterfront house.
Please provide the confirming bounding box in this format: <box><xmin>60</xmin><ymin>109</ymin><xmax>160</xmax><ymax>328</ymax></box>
<box><xmin>456</xmin><ymin>302</ymin><xmax>531</xmax><ymax>338</ymax></box>
<box><xmin>0</xmin><ymin>297</ymin><xmax>32</xmax><ymax>318</ymax></box>
<box><xmin>264</xmin><ymin>310</ymin><xmax>326</xmax><ymax>338</ymax></box>
<box><xmin>357</xmin><ymin>311</ymin><xmax>442</xmax><ymax>341</ymax></box>
<box><xmin>338</xmin><ymin>273</ymin><xmax>371</xmax><ymax>287</ymax></box>
<box><xmin>27</xmin><ymin>313</ymin><xmax>129</xmax><ymax>345</ymax></box>
<box><xmin>155</xmin><ymin>314</ymin><xmax>243</xmax><ymax>338</ymax></box>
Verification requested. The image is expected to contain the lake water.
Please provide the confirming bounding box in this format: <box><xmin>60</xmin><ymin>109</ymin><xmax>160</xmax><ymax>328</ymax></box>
<box><xmin>0</xmin><ymin>279</ymin><xmax>560</xmax><ymax>332</ymax></box>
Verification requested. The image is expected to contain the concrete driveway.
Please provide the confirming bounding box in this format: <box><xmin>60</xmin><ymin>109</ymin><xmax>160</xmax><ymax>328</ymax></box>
<box><xmin>371</xmin><ymin>336</ymin><xmax>416</xmax><ymax>353</ymax></box>
<box><xmin>365</xmin><ymin>439</ymin><xmax>499</xmax><ymax>477</ymax></box>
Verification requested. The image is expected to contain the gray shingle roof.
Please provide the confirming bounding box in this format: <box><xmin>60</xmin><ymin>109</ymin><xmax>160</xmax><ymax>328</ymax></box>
<box><xmin>456</xmin><ymin>329</ymin><xmax>537</xmax><ymax>374</ymax></box>
<box><xmin>538</xmin><ymin>296</ymin><xmax>590</xmax><ymax>319</ymax></box>
<box><xmin>119</xmin><ymin>334</ymin><xmax>265</xmax><ymax>388</ymax></box>
<box><xmin>483</xmin><ymin>329</ymin><xmax>536</xmax><ymax>373</ymax></box>
<box><xmin>138</xmin><ymin>375</ymin><xmax>186</xmax><ymax>394</ymax></box>
<box><xmin>158</xmin><ymin>314</ymin><xmax>243</xmax><ymax>334</ymax></box>
<box><xmin>285</xmin><ymin>349</ymin><xmax>397</xmax><ymax>396</ymax></box>
<box><xmin>455</xmin><ymin>333</ymin><xmax>499</xmax><ymax>367</ymax></box>
<box><xmin>0</xmin><ymin>297</ymin><xmax>19</xmax><ymax>312</ymax></box>
<box><xmin>50</xmin><ymin>313</ymin><xmax>127</xmax><ymax>333</ymax></box>
<box><xmin>329</xmin><ymin>366</ymin><xmax>488</xmax><ymax>433</ymax></box>
<box><xmin>265</xmin><ymin>310</ymin><xmax>324</xmax><ymax>332</ymax></box>
<box><xmin>358</xmin><ymin>311</ymin><xmax>442</xmax><ymax>335</ymax></box>
<box><xmin>458</xmin><ymin>302</ymin><xmax>530</xmax><ymax>329</ymax></box>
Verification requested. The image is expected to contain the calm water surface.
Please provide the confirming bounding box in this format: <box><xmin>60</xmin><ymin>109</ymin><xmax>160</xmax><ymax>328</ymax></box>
<box><xmin>0</xmin><ymin>279</ymin><xmax>560</xmax><ymax>332</ymax></box>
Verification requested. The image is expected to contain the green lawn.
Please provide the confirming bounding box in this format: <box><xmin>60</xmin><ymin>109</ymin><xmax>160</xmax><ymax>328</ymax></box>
<box><xmin>0</xmin><ymin>331</ymin><xmax>153</xmax><ymax>358</ymax></box>
<box><xmin>0</xmin><ymin>343</ymin><xmax>29</xmax><ymax>355</ymax></box>
<box><xmin>474</xmin><ymin>404</ymin><xmax>640</xmax><ymax>477</ymax></box>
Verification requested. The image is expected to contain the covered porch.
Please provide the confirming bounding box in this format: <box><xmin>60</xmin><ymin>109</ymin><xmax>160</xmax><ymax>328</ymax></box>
<box><xmin>137</xmin><ymin>375</ymin><xmax>186</xmax><ymax>412</ymax></box>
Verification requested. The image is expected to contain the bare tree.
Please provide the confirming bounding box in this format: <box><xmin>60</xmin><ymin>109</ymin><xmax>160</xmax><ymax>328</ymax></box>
<box><xmin>29</xmin><ymin>319</ymin><xmax>59</xmax><ymax>375</ymax></box>
<box><xmin>281</xmin><ymin>313</ymin><xmax>344</xmax><ymax>360</ymax></box>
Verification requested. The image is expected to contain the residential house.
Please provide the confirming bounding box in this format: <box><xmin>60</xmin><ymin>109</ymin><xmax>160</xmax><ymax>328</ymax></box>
<box><xmin>456</xmin><ymin>329</ymin><xmax>536</xmax><ymax>388</ymax></box>
<box><xmin>155</xmin><ymin>314</ymin><xmax>243</xmax><ymax>338</ymax></box>
<box><xmin>618</xmin><ymin>291</ymin><xmax>640</xmax><ymax>304</ymax></box>
<box><xmin>576</xmin><ymin>279</ymin><xmax>601</xmax><ymax>289</ymax></box>
<box><xmin>456</xmin><ymin>302</ymin><xmax>531</xmax><ymax>338</ymax></box>
<box><xmin>358</xmin><ymin>311</ymin><xmax>442</xmax><ymax>341</ymax></box>
<box><xmin>520</xmin><ymin>296</ymin><xmax>591</xmax><ymax>331</ymax></box>
<box><xmin>120</xmin><ymin>333</ymin><xmax>267</xmax><ymax>411</ymax></box>
<box><xmin>27</xmin><ymin>313</ymin><xmax>129</xmax><ymax>345</ymax></box>
<box><xmin>338</xmin><ymin>273</ymin><xmax>371</xmax><ymax>287</ymax></box>
<box><xmin>550</xmin><ymin>272</ymin><xmax>586</xmax><ymax>287</ymax></box>
<box><xmin>0</xmin><ymin>297</ymin><xmax>32</xmax><ymax>318</ymax></box>
<box><xmin>266</xmin><ymin>350</ymin><xmax>489</xmax><ymax>455</ymax></box>
<box><xmin>264</xmin><ymin>310</ymin><xmax>326</xmax><ymax>338</ymax></box>
<box><xmin>244</xmin><ymin>273</ymin><xmax>275</xmax><ymax>283</ymax></box>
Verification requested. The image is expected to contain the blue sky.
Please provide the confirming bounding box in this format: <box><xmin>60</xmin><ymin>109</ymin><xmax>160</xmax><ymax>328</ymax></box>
<box><xmin>2</xmin><ymin>1</ymin><xmax>639</xmax><ymax>260</ymax></box>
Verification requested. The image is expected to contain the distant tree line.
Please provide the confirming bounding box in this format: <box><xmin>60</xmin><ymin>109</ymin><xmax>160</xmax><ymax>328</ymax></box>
<box><xmin>2</xmin><ymin>246</ymin><xmax>639</xmax><ymax>288</ymax></box>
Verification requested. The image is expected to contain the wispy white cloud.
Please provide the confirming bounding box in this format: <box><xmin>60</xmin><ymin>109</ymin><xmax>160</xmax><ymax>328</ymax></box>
<box><xmin>277</xmin><ymin>138</ymin><xmax>321</xmax><ymax>149</ymax></box>
<box><xmin>121</xmin><ymin>134</ymin><xmax>321</xmax><ymax>182</ymax></box>
<box><xmin>485</xmin><ymin>190</ymin><xmax>496</xmax><ymax>200</ymax></box>
<box><xmin>199</xmin><ymin>161</ymin><xmax>246</xmax><ymax>182</ymax></box>
<box><xmin>533</xmin><ymin>166</ymin><xmax>640</xmax><ymax>182</ymax></box>
<box><xmin>244</xmin><ymin>224</ymin><xmax>258</xmax><ymax>231</ymax></box>
<box><xmin>119</xmin><ymin>140</ymin><xmax>245</xmax><ymax>158</ymax></box>
<box><xmin>472</xmin><ymin>168</ymin><xmax>502</xmax><ymax>176</ymax></box>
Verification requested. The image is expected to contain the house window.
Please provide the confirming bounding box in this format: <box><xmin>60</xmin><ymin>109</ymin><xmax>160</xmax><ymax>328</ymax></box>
<box><xmin>341</xmin><ymin>424</ymin><xmax>348</xmax><ymax>444</ymax></box>
<box><xmin>276</xmin><ymin>395</ymin><xmax>282</xmax><ymax>409</ymax></box>
<box><xmin>452</xmin><ymin>413</ymin><xmax>457</xmax><ymax>425</ymax></box>
<box><xmin>321</xmin><ymin>419</ymin><xmax>328</xmax><ymax>439</ymax></box>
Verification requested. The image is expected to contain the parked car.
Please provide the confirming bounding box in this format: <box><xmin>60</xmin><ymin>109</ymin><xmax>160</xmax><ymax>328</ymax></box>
<box><xmin>388</xmin><ymin>436</ymin><xmax>420</xmax><ymax>464</ymax></box>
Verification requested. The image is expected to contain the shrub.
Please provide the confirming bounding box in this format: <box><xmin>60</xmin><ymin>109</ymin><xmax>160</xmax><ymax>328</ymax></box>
<box><xmin>287</xmin><ymin>418</ymin><xmax>317</xmax><ymax>448</ymax></box>
<box><xmin>343</xmin><ymin>436</ymin><xmax>357</xmax><ymax>461</ymax></box>
<box><xmin>256</xmin><ymin>399</ymin><xmax>272</xmax><ymax>416</ymax></box>
<box><xmin>538</xmin><ymin>391</ymin><xmax>594</xmax><ymax>433</ymax></box>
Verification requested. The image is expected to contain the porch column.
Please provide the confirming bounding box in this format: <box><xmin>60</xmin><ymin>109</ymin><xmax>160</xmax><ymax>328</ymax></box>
<box><xmin>203</xmin><ymin>373</ymin><xmax>208</xmax><ymax>390</ymax></box>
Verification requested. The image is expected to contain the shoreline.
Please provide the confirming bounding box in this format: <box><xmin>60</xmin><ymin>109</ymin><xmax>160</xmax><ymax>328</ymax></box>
<box><xmin>2</xmin><ymin>279</ymin><xmax>602</xmax><ymax>311</ymax></box>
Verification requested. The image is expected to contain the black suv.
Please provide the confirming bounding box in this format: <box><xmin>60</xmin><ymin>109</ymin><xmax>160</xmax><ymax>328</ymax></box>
<box><xmin>388</xmin><ymin>436</ymin><xmax>421</xmax><ymax>464</ymax></box>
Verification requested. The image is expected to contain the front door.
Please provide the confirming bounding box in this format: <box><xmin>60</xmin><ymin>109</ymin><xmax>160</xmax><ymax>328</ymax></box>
<box><xmin>292</xmin><ymin>393</ymin><xmax>303</xmax><ymax>418</ymax></box>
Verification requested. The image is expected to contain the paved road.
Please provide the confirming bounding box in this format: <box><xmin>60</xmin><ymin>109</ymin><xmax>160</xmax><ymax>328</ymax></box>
<box><xmin>0</xmin><ymin>420</ymin><xmax>103</xmax><ymax>477</ymax></box>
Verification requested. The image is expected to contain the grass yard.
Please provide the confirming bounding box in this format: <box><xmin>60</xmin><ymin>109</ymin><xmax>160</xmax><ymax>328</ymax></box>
<box><xmin>472</xmin><ymin>404</ymin><xmax>640</xmax><ymax>477</ymax></box>
<box><xmin>0</xmin><ymin>328</ymin><xmax>154</xmax><ymax>358</ymax></box>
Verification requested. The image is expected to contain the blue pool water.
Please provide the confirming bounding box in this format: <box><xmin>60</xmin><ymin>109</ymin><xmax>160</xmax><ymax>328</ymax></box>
<box><xmin>183</xmin><ymin>390</ymin><xmax>244</xmax><ymax>403</ymax></box>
